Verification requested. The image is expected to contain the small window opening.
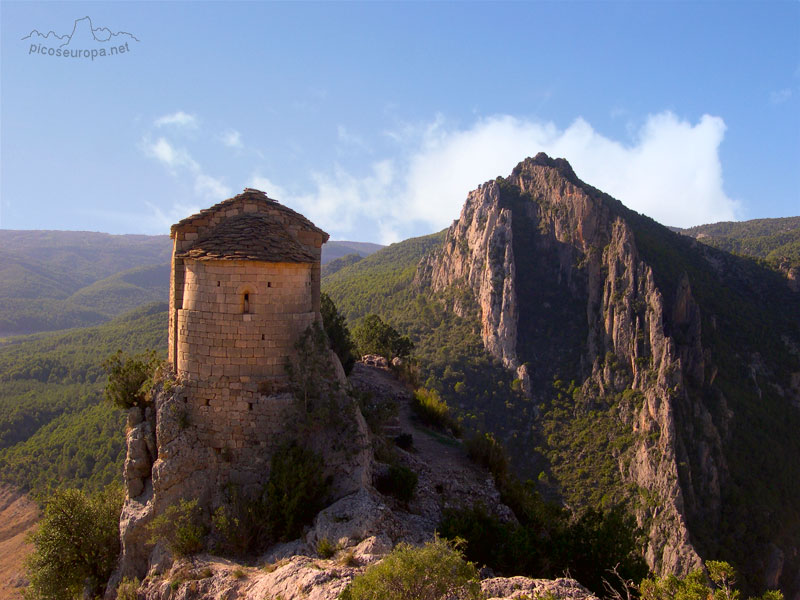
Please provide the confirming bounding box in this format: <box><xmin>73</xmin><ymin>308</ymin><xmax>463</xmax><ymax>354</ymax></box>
<box><xmin>205</xmin><ymin>399</ymin><xmax>210</xmax><ymax>406</ymax></box>
<box><xmin>267</xmin><ymin>281</ymin><xmax>272</xmax><ymax>288</ymax></box>
<box><xmin>248</xmin><ymin>402</ymin><xmax>253</xmax><ymax>411</ymax></box>
<box><xmin>217</xmin><ymin>281</ymin><xmax>220</xmax><ymax>287</ymax></box>
<box><xmin>243</xmin><ymin>293</ymin><xmax>250</xmax><ymax>313</ymax></box>
<box><xmin>261</xmin><ymin>334</ymin><xmax>265</xmax><ymax>340</ymax></box>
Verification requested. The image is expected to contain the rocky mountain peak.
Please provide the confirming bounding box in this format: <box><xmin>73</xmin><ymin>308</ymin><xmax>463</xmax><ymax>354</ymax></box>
<box><xmin>512</xmin><ymin>152</ymin><xmax>580</xmax><ymax>184</ymax></box>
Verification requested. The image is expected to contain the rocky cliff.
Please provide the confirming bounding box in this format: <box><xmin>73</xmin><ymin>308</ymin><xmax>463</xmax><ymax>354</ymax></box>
<box><xmin>417</xmin><ymin>154</ymin><xmax>800</xmax><ymax>596</ymax></box>
<box><xmin>111</xmin><ymin>358</ymin><xmax>601</xmax><ymax>600</ymax></box>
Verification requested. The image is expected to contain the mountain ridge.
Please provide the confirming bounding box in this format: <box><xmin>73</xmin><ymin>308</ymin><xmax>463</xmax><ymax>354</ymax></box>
<box><xmin>324</xmin><ymin>153</ymin><xmax>800</xmax><ymax>596</ymax></box>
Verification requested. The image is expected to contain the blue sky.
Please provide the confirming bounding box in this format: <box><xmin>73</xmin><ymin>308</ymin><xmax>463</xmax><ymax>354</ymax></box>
<box><xmin>1</xmin><ymin>1</ymin><xmax>798</xmax><ymax>243</ymax></box>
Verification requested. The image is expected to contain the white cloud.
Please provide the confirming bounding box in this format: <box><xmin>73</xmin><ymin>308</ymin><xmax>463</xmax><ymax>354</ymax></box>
<box><xmin>141</xmin><ymin>136</ymin><xmax>230</xmax><ymax>206</ymax></box>
<box><xmin>143</xmin><ymin>137</ymin><xmax>199</xmax><ymax>171</ymax></box>
<box><xmin>155</xmin><ymin>111</ymin><xmax>198</xmax><ymax>128</ymax></box>
<box><xmin>221</xmin><ymin>129</ymin><xmax>243</xmax><ymax>149</ymax></box>
<box><xmin>337</xmin><ymin>125</ymin><xmax>370</xmax><ymax>152</ymax></box>
<box><xmin>770</xmin><ymin>89</ymin><xmax>792</xmax><ymax>105</ymax></box>
<box><xmin>195</xmin><ymin>174</ymin><xmax>232</xmax><ymax>199</ymax></box>
<box><xmin>253</xmin><ymin>111</ymin><xmax>739</xmax><ymax>243</ymax></box>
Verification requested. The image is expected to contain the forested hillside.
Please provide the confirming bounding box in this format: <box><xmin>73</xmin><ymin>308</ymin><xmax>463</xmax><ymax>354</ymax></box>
<box><xmin>0</xmin><ymin>303</ymin><xmax>167</xmax><ymax>498</ymax></box>
<box><xmin>676</xmin><ymin>216</ymin><xmax>800</xmax><ymax>268</ymax></box>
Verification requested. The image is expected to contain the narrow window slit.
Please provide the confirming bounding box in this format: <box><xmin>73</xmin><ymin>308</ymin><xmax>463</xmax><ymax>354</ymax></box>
<box><xmin>261</xmin><ymin>334</ymin><xmax>265</xmax><ymax>340</ymax></box>
<box><xmin>243</xmin><ymin>293</ymin><xmax>250</xmax><ymax>313</ymax></box>
<box><xmin>248</xmin><ymin>402</ymin><xmax>253</xmax><ymax>411</ymax></box>
<box><xmin>267</xmin><ymin>282</ymin><xmax>272</xmax><ymax>288</ymax></box>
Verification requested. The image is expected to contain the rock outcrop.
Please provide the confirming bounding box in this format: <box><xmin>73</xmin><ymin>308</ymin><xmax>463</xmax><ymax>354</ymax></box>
<box><xmin>113</xmin><ymin>361</ymin><xmax>564</xmax><ymax>600</ymax></box>
<box><xmin>110</xmin><ymin>350</ymin><xmax>372</xmax><ymax>593</ymax></box>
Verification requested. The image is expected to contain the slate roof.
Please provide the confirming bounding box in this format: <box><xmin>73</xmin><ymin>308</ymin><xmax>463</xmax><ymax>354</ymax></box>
<box><xmin>175</xmin><ymin>213</ymin><xmax>318</xmax><ymax>262</ymax></box>
<box><xmin>170</xmin><ymin>189</ymin><xmax>328</xmax><ymax>241</ymax></box>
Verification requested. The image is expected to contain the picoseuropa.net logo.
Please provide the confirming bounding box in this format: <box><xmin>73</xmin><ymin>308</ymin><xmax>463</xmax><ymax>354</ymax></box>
<box><xmin>22</xmin><ymin>16</ymin><xmax>139</xmax><ymax>61</ymax></box>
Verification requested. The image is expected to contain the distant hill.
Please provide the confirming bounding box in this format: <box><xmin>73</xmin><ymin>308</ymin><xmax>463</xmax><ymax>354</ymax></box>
<box><xmin>675</xmin><ymin>216</ymin><xmax>800</xmax><ymax>267</ymax></box>
<box><xmin>0</xmin><ymin>231</ymin><xmax>172</xmax><ymax>337</ymax></box>
<box><xmin>322</xmin><ymin>240</ymin><xmax>384</xmax><ymax>264</ymax></box>
<box><xmin>0</xmin><ymin>231</ymin><xmax>381</xmax><ymax>336</ymax></box>
<box><xmin>0</xmin><ymin>230</ymin><xmax>172</xmax><ymax>290</ymax></box>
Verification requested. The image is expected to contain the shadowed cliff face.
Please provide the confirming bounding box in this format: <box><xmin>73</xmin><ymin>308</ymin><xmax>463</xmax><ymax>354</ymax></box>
<box><xmin>417</xmin><ymin>153</ymin><xmax>800</xmax><ymax>596</ymax></box>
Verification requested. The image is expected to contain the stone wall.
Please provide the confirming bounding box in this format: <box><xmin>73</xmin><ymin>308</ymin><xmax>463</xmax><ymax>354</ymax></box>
<box><xmin>174</xmin><ymin>259</ymin><xmax>315</xmax><ymax>383</ymax></box>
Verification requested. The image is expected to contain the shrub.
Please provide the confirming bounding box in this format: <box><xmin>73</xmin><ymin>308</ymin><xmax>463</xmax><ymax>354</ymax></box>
<box><xmin>102</xmin><ymin>349</ymin><xmax>161</xmax><ymax>409</ymax></box>
<box><xmin>339</xmin><ymin>536</ymin><xmax>482</xmax><ymax>600</ymax></box>
<box><xmin>211</xmin><ymin>484</ymin><xmax>270</xmax><ymax>556</ymax></box>
<box><xmin>24</xmin><ymin>485</ymin><xmax>124</xmax><ymax>600</ymax></box>
<box><xmin>375</xmin><ymin>464</ymin><xmax>418</xmax><ymax>504</ymax></box>
<box><xmin>394</xmin><ymin>433</ymin><xmax>414</xmax><ymax>450</ymax></box>
<box><xmin>116</xmin><ymin>577</ymin><xmax>140</xmax><ymax>600</ymax></box>
<box><xmin>321</xmin><ymin>292</ymin><xmax>357</xmax><ymax>375</ymax></box>
<box><xmin>640</xmin><ymin>562</ymin><xmax>782</xmax><ymax>600</ymax></box>
<box><xmin>147</xmin><ymin>498</ymin><xmax>206</xmax><ymax>556</ymax></box>
<box><xmin>354</xmin><ymin>388</ymin><xmax>398</xmax><ymax>435</ymax></box>
<box><xmin>316</xmin><ymin>537</ymin><xmax>337</xmax><ymax>558</ymax></box>
<box><xmin>411</xmin><ymin>388</ymin><xmax>461</xmax><ymax>436</ymax></box>
<box><xmin>266</xmin><ymin>443</ymin><xmax>330</xmax><ymax>541</ymax></box>
<box><xmin>465</xmin><ymin>431</ymin><xmax>509</xmax><ymax>482</ymax></box>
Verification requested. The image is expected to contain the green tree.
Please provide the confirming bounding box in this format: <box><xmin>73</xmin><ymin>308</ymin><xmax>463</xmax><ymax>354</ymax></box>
<box><xmin>266</xmin><ymin>442</ymin><xmax>330</xmax><ymax>541</ymax></box>
<box><xmin>353</xmin><ymin>314</ymin><xmax>413</xmax><ymax>361</ymax></box>
<box><xmin>321</xmin><ymin>292</ymin><xmax>356</xmax><ymax>374</ymax></box>
<box><xmin>24</xmin><ymin>485</ymin><xmax>123</xmax><ymax>600</ymax></box>
<box><xmin>339</xmin><ymin>536</ymin><xmax>482</xmax><ymax>600</ymax></box>
<box><xmin>102</xmin><ymin>349</ymin><xmax>160</xmax><ymax>409</ymax></box>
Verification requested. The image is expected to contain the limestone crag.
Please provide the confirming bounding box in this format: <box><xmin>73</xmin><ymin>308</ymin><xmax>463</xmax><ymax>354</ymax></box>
<box><xmin>418</xmin><ymin>154</ymin><xmax>721</xmax><ymax>575</ymax></box>
<box><xmin>418</xmin><ymin>181</ymin><xmax>520</xmax><ymax>371</ymax></box>
<box><xmin>113</xmin><ymin>362</ymin><xmax>372</xmax><ymax>588</ymax></box>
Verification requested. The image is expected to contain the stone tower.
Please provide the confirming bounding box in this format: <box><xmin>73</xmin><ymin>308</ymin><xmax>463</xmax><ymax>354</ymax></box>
<box><xmin>115</xmin><ymin>191</ymin><xmax>370</xmax><ymax>583</ymax></box>
<box><xmin>169</xmin><ymin>188</ymin><xmax>328</xmax><ymax>387</ymax></box>
<box><xmin>166</xmin><ymin>188</ymin><xmax>329</xmax><ymax>479</ymax></box>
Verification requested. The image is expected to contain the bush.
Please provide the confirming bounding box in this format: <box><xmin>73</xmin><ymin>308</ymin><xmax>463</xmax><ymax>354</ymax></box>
<box><xmin>211</xmin><ymin>484</ymin><xmax>269</xmax><ymax>556</ymax></box>
<box><xmin>353</xmin><ymin>314</ymin><xmax>413</xmax><ymax>361</ymax></box>
<box><xmin>465</xmin><ymin>431</ymin><xmax>509</xmax><ymax>482</ymax></box>
<box><xmin>321</xmin><ymin>292</ymin><xmax>357</xmax><ymax>375</ymax></box>
<box><xmin>316</xmin><ymin>537</ymin><xmax>337</xmax><ymax>558</ymax></box>
<box><xmin>147</xmin><ymin>498</ymin><xmax>206</xmax><ymax>556</ymax></box>
<box><xmin>339</xmin><ymin>536</ymin><xmax>482</xmax><ymax>600</ymax></box>
<box><xmin>375</xmin><ymin>464</ymin><xmax>418</xmax><ymax>504</ymax></box>
<box><xmin>116</xmin><ymin>577</ymin><xmax>140</xmax><ymax>600</ymax></box>
<box><xmin>102</xmin><ymin>349</ymin><xmax>160</xmax><ymax>409</ymax></box>
<box><xmin>394</xmin><ymin>433</ymin><xmax>414</xmax><ymax>450</ymax></box>
<box><xmin>24</xmin><ymin>485</ymin><xmax>123</xmax><ymax>600</ymax></box>
<box><xmin>640</xmin><ymin>561</ymin><xmax>782</xmax><ymax>600</ymax></box>
<box><xmin>266</xmin><ymin>443</ymin><xmax>330</xmax><ymax>541</ymax></box>
<box><xmin>411</xmin><ymin>387</ymin><xmax>461</xmax><ymax>436</ymax></box>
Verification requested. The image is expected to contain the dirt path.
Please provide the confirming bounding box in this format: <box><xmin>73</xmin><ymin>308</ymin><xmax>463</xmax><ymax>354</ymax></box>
<box><xmin>349</xmin><ymin>363</ymin><xmax>508</xmax><ymax>523</ymax></box>
<box><xmin>0</xmin><ymin>483</ymin><xmax>38</xmax><ymax>600</ymax></box>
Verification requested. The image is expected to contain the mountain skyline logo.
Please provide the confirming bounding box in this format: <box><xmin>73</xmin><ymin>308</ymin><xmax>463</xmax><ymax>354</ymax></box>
<box><xmin>22</xmin><ymin>16</ymin><xmax>139</xmax><ymax>48</ymax></box>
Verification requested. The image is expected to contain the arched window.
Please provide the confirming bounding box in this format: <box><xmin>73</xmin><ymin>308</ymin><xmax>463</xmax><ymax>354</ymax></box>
<box><xmin>243</xmin><ymin>292</ymin><xmax>250</xmax><ymax>314</ymax></box>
